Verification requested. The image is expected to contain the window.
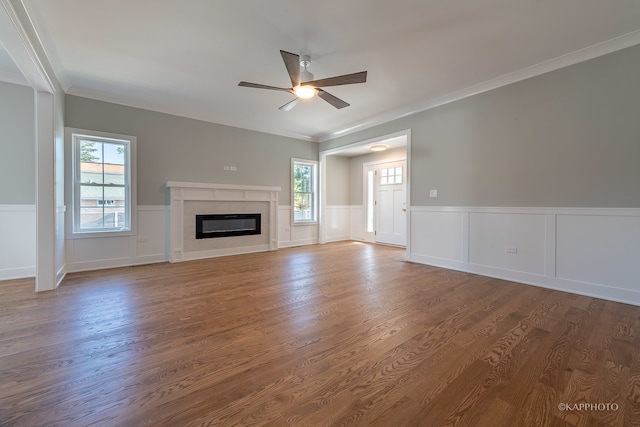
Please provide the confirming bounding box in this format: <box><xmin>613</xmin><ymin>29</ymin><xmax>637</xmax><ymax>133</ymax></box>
<box><xmin>70</xmin><ymin>129</ymin><xmax>136</xmax><ymax>235</ymax></box>
<box><xmin>380</xmin><ymin>166</ymin><xmax>403</xmax><ymax>185</ymax></box>
<box><xmin>292</xmin><ymin>158</ymin><xmax>318</xmax><ymax>224</ymax></box>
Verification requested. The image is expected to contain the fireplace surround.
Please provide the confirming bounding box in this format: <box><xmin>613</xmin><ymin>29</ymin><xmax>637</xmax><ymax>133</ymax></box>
<box><xmin>166</xmin><ymin>182</ymin><xmax>281</xmax><ymax>262</ymax></box>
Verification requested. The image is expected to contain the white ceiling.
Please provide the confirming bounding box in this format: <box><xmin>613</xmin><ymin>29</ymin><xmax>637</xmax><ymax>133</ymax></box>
<box><xmin>7</xmin><ymin>1</ymin><xmax>640</xmax><ymax>142</ymax></box>
<box><xmin>0</xmin><ymin>40</ymin><xmax>27</xmax><ymax>85</ymax></box>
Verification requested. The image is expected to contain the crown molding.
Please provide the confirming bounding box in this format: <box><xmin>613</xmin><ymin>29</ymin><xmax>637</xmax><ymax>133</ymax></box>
<box><xmin>0</xmin><ymin>0</ymin><xmax>54</xmax><ymax>92</ymax></box>
<box><xmin>321</xmin><ymin>30</ymin><xmax>640</xmax><ymax>142</ymax></box>
<box><xmin>67</xmin><ymin>85</ymin><xmax>318</xmax><ymax>142</ymax></box>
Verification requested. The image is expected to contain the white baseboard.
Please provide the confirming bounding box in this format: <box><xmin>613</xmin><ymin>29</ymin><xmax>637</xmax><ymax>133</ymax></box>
<box><xmin>278</xmin><ymin>238</ymin><xmax>319</xmax><ymax>248</ymax></box>
<box><xmin>66</xmin><ymin>254</ymin><xmax>167</xmax><ymax>273</ymax></box>
<box><xmin>182</xmin><ymin>244</ymin><xmax>270</xmax><ymax>261</ymax></box>
<box><xmin>0</xmin><ymin>266</ymin><xmax>35</xmax><ymax>281</ymax></box>
<box><xmin>325</xmin><ymin>234</ymin><xmax>351</xmax><ymax>243</ymax></box>
<box><xmin>410</xmin><ymin>253</ymin><xmax>640</xmax><ymax>307</ymax></box>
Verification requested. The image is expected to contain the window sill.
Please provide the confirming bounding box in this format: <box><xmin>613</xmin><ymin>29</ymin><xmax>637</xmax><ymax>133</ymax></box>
<box><xmin>67</xmin><ymin>229</ymin><xmax>135</xmax><ymax>240</ymax></box>
<box><xmin>293</xmin><ymin>221</ymin><xmax>318</xmax><ymax>227</ymax></box>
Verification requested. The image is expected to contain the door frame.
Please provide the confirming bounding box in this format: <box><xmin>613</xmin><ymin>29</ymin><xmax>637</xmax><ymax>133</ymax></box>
<box><xmin>319</xmin><ymin>129</ymin><xmax>411</xmax><ymax>260</ymax></box>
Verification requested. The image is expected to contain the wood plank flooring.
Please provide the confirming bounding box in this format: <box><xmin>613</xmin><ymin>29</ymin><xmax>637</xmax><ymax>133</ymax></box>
<box><xmin>1</xmin><ymin>241</ymin><xmax>639</xmax><ymax>426</ymax></box>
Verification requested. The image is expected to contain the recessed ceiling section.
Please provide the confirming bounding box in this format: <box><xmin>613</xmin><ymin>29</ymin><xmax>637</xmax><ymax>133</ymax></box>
<box><xmin>19</xmin><ymin>0</ymin><xmax>640</xmax><ymax>141</ymax></box>
<box><xmin>332</xmin><ymin>136</ymin><xmax>407</xmax><ymax>158</ymax></box>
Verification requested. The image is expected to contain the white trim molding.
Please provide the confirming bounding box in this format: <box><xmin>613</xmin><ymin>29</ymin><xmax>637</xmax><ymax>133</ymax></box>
<box><xmin>409</xmin><ymin>206</ymin><xmax>640</xmax><ymax>306</ymax></box>
<box><xmin>0</xmin><ymin>0</ymin><xmax>55</xmax><ymax>92</ymax></box>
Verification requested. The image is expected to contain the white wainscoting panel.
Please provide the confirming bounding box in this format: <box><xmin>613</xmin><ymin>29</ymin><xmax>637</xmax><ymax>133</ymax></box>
<box><xmin>556</xmin><ymin>214</ymin><xmax>640</xmax><ymax>289</ymax></box>
<box><xmin>410</xmin><ymin>206</ymin><xmax>640</xmax><ymax>306</ymax></box>
<box><xmin>0</xmin><ymin>205</ymin><xmax>36</xmax><ymax>280</ymax></box>
<box><xmin>469</xmin><ymin>212</ymin><xmax>546</xmax><ymax>275</ymax></box>
<box><xmin>292</xmin><ymin>224</ymin><xmax>319</xmax><ymax>247</ymax></box>
<box><xmin>56</xmin><ymin>205</ymin><xmax>66</xmax><ymax>285</ymax></box>
<box><xmin>277</xmin><ymin>205</ymin><xmax>318</xmax><ymax>248</ymax></box>
<box><xmin>325</xmin><ymin>205</ymin><xmax>351</xmax><ymax>243</ymax></box>
<box><xmin>66</xmin><ymin>206</ymin><xmax>169</xmax><ymax>272</ymax></box>
<box><xmin>278</xmin><ymin>206</ymin><xmax>292</xmax><ymax>246</ymax></box>
<box><xmin>411</xmin><ymin>209</ymin><xmax>464</xmax><ymax>263</ymax></box>
<box><xmin>350</xmin><ymin>206</ymin><xmax>364</xmax><ymax>241</ymax></box>
<box><xmin>137</xmin><ymin>206</ymin><xmax>171</xmax><ymax>258</ymax></box>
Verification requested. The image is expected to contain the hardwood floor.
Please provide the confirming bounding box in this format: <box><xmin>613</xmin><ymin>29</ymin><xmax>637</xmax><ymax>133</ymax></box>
<box><xmin>1</xmin><ymin>242</ymin><xmax>639</xmax><ymax>426</ymax></box>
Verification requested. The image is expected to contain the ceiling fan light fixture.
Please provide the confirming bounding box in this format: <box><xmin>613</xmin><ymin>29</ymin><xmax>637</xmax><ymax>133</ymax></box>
<box><xmin>369</xmin><ymin>144</ymin><xmax>388</xmax><ymax>152</ymax></box>
<box><xmin>295</xmin><ymin>85</ymin><xmax>316</xmax><ymax>99</ymax></box>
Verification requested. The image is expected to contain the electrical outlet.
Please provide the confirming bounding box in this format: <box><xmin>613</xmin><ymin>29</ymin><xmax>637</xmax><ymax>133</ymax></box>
<box><xmin>429</xmin><ymin>189</ymin><xmax>438</xmax><ymax>198</ymax></box>
<box><xmin>505</xmin><ymin>246</ymin><xmax>518</xmax><ymax>254</ymax></box>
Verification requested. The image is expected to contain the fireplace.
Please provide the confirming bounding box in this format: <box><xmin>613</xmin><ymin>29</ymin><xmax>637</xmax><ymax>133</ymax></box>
<box><xmin>196</xmin><ymin>213</ymin><xmax>261</xmax><ymax>239</ymax></box>
<box><xmin>166</xmin><ymin>181</ymin><xmax>280</xmax><ymax>262</ymax></box>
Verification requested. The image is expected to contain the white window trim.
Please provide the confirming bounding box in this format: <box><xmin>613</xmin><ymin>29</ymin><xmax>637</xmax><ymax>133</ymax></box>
<box><xmin>66</xmin><ymin>127</ymin><xmax>137</xmax><ymax>239</ymax></box>
<box><xmin>291</xmin><ymin>158</ymin><xmax>318</xmax><ymax>226</ymax></box>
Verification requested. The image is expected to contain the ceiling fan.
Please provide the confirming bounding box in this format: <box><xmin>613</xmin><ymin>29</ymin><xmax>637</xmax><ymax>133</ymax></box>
<box><xmin>238</xmin><ymin>50</ymin><xmax>367</xmax><ymax>111</ymax></box>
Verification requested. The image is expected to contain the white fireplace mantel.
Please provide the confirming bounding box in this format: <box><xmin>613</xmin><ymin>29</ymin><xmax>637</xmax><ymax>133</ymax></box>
<box><xmin>166</xmin><ymin>181</ymin><xmax>281</xmax><ymax>262</ymax></box>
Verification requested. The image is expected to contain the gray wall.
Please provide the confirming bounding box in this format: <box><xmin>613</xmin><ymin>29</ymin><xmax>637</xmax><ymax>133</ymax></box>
<box><xmin>325</xmin><ymin>155</ymin><xmax>351</xmax><ymax>205</ymax></box>
<box><xmin>321</xmin><ymin>44</ymin><xmax>640</xmax><ymax>208</ymax></box>
<box><xmin>0</xmin><ymin>81</ymin><xmax>34</xmax><ymax>204</ymax></box>
<box><xmin>325</xmin><ymin>148</ymin><xmax>408</xmax><ymax>206</ymax></box>
<box><xmin>65</xmin><ymin>95</ymin><xmax>318</xmax><ymax>206</ymax></box>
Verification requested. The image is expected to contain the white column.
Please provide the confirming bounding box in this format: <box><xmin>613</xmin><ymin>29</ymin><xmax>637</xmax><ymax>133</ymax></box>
<box><xmin>35</xmin><ymin>90</ymin><xmax>56</xmax><ymax>291</ymax></box>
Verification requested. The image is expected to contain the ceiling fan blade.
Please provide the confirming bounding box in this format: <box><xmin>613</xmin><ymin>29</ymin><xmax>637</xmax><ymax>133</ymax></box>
<box><xmin>304</xmin><ymin>71</ymin><xmax>367</xmax><ymax>88</ymax></box>
<box><xmin>238</xmin><ymin>81</ymin><xmax>292</xmax><ymax>92</ymax></box>
<box><xmin>279</xmin><ymin>98</ymin><xmax>300</xmax><ymax>112</ymax></box>
<box><xmin>317</xmin><ymin>89</ymin><xmax>350</xmax><ymax>109</ymax></box>
<box><xmin>280</xmin><ymin>50</ymin><xmax>300</xmax><ymax>88</ymax></box>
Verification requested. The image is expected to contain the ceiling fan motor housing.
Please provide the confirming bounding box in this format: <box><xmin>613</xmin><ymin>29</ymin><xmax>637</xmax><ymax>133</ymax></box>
<box><xmin>299</xmin><ymin>55</ymin><xmax>311</xmax><ymax>68</ymax></box>
<box><xmin>299</xmin><ymin>55</ymin><xmax>313</xmax><ymax>82</ymax></box>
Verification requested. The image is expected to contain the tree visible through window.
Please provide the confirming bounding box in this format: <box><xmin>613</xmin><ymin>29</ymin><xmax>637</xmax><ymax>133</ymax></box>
<box><xmin>292</xmin><ymin>159</ymin><xmax>317</xmax><ymax>223</ymax></box>
<box><xmin>72</xmin><ymin>131</ymin><xmax>134</xmax><ymax>233</ymax></box>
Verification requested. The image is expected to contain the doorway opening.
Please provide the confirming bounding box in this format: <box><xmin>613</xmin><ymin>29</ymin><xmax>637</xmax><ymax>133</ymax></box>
<box><xmin>319</xmin><ymin>129</ymin><xmax>411</xmax><ymax>258</ymax></box>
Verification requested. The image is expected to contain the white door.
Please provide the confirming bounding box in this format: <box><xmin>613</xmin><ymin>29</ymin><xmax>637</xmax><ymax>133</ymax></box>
<box><xmin>375</xmin><ymin>161</ymin><xmax>407</xmax><ymax>247</ymax></box>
